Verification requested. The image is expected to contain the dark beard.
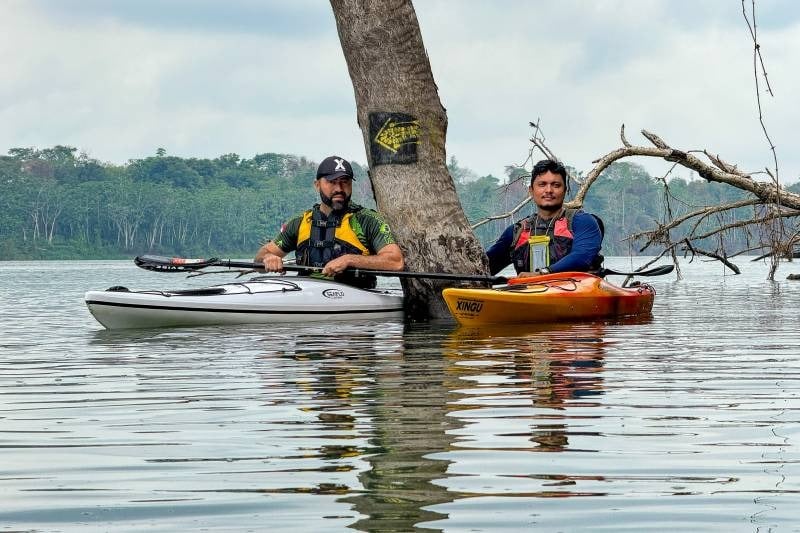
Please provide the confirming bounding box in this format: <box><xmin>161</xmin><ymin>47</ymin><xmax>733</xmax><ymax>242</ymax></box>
<box><xmin>319</xmin><ymin>191</ymin><xmax>350</xmax><ymax>212</ymax></box>
<box><xmin>536</xmin><ymin>203</ymin><xmax>564</xmax><ymax>218</ymax></box>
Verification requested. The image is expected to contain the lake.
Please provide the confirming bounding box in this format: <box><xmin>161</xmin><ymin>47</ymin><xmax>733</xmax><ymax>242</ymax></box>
<box><xmin>1</xmin><ymin>258</ymin><xmax>799</xmax><ymax>531</ymax></box>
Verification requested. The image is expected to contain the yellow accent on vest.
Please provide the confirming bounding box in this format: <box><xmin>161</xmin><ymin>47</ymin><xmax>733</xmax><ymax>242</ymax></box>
<box><xmin>298</xmin><ymin>211</ymin><xmax>312</xmax><ymax>244</ymax></box>
<box><xmin>298</xmin><ymin>210</ymin><xmax>370</xmax><ymax>255</ymax></box>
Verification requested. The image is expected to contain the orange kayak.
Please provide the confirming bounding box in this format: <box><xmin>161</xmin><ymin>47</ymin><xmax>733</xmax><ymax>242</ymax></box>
<box><xmin>442</xmin><ymin>272</ymin><xmax>655</xmax><ymax>326</ymax></box>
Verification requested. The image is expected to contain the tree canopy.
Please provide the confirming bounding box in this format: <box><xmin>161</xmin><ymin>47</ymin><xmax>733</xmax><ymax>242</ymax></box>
<box><xmin>2</xmin><ymin>144</ymin><xmax>785</xmax><ymax>263</ymax></box>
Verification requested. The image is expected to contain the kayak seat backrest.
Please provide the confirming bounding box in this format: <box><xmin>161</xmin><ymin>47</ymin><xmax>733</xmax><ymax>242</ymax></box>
<box><xmin>592</xmin><ymin>214</ymin><xmax>605</xmax><ymax>240</ymax></box>
<box><xmin>589</xmin><ymin>213</ymin><xmax>605</xmax><ymax>272</ymax></box>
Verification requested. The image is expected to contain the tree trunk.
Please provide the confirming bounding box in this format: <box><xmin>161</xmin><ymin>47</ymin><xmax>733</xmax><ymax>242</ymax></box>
<box><xmin>330</xmin><ymin>0</ymin><xmax>488</xmax><ymax>319</ymax></box>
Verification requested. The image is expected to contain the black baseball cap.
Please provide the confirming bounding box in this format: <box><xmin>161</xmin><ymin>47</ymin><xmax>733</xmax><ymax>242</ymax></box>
<box><xmin>316</xmin><ymin>155</ymin><xmax>355</xmax><ymax>181</ymax></box>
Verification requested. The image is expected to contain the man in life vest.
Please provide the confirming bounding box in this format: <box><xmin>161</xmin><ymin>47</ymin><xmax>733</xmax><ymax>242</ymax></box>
<box><xmin>255</xmin><ymin>155</ymin><xmax>404</xmax><ymax>288</ymax></box>
<box><xmin>485</xmin><ymin>159</ymin><xmax>603</xmax><ymax>277</ymax></box>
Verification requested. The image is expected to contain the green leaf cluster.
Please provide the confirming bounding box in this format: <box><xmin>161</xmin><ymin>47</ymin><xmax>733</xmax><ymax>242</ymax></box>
<box><xmin>0</xmin><ymin>147</ymin><xmax>372</xmax><ymax>259</ymax></box>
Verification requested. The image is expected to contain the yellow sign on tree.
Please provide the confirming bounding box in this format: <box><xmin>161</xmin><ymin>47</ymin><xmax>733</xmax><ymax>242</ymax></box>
<box><xmin>369</xmin><ymin>112</ymin><xmax>420</xmax><ymax>165</ymax></box>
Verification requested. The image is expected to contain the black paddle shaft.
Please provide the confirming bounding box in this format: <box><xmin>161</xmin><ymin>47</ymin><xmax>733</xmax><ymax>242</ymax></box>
<box><xmin>134</xmin><ymin>255</ymin><xmax>674</xmax><ymax>282</ymax></box>
<box><xmin>133</xmin><ymin>255</ymin><xmax>508</xmax><ymax>283</ymax></box>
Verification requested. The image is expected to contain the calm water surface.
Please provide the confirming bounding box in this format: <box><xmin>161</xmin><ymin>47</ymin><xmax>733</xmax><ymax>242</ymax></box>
<box><xmin>1</xmin><ymin>259</ymin><xmax>799</xmax><ymax>532</ymax></box>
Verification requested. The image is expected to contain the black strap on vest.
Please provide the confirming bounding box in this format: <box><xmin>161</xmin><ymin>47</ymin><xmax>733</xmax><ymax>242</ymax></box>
<box><xmin>308</xmin><ymin>210</ymin><xmax>343</xmax><ymax>263</ymax></box>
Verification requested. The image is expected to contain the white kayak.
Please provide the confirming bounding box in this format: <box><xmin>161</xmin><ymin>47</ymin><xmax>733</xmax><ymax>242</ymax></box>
<box><xmin>85</xmin><ymin>276</ymin><xmax>405</xmax><ymax>329</ymax></box>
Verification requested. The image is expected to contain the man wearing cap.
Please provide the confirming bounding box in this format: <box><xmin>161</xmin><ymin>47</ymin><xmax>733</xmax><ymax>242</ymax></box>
<box><xmin>255</xmin><ymin>155</ymin><xmax>404</xmax><ymax>288</ymax></box>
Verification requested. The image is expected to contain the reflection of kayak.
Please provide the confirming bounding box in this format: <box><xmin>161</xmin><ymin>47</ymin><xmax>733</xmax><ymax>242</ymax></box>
<box><xmin>442</xmin><ymin>272</ymin><xmax>655</xmax><ymax>326</ymax></box>
<box><xmin>85</xmin><ymin>276</ymin><xmax>404</xmax><ymax>330</ymax></box>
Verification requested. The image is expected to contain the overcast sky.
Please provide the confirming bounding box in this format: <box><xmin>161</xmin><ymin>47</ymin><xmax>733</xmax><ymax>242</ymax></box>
<box><xmin>2</xmin><ymin>0</ymin><xmax>799</xmax><ymax>182</ymax></box>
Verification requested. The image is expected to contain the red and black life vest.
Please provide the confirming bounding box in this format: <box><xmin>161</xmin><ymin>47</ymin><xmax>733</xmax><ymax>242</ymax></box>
<box><xmin>509</xmin><ymin>209</ymin><xmax>603</xmax><ymax>273</ymax></box>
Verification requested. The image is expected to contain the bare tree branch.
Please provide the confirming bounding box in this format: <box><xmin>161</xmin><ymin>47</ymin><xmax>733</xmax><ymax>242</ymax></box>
<box><xmin>555</xmin><ymin>124</ymin><xmax>799</xmax><ymax>277</ymax></box>
<box><xmin>569</xmin><ymin>130</ymin><xmax>800</xmax><ymax>211</ymax></box>
<box><xmin>620</xmin><ymin>124</ymin><xmax>631</xmax><ymax>148</ymax></box>
<box><xmin>742</xmin><ymin>0</ymin><xmax>783</xmax><ymax>279</ymax></box>
<box><xmin>704</xmin><ymin>150</ymin><xmax>740</xmax><ymax>174</ymax></box>
<box><xmin>470</xmin><ymin>195</ymin><xmax>530</xmax><ymax>230</ymax></box>
<box><xmin>686</xmin><ymin>214</ymin><xmax>793</xmax><ymax>244</ymax></box>
<box><xmin>630</xmin><ymin>198</ymin><xmax>763</xmax><ymax>250</ymax></box>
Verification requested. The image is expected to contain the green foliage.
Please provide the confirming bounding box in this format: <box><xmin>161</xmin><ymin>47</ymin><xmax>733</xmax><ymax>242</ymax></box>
<box><xmin>0</xmin><ymin>147</ymin><xmax>365</xmax><ymax>260</ymax></box>
<box><xmin>0</xmin><ymin>146</ymin><xmax>788</xmax><ymax>260</ymax></box>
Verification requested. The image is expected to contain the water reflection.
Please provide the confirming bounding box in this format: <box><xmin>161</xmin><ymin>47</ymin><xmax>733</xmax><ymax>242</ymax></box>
<box><xmin>5</xmin><ymin>259</ymin><xmax>800</xmax><ymax>531</ymax></box>
<box><xmin>118</xmin><ymin>319</ymin><xmax>654</xmax><ymax>530</ymax></box>
<box><xmin>268</xmin><ymin>324</ymin><xmax>460</xmax><ymax>531</ymax></box>
<box><xmin>443</xmin><ymin>322</ymin><xmax>609</xmax><ymax>455</ymax></box>
<box><xmin>336</xmin><ymin>321</ymin><xmax>625</xmax><ymax>529</ymax></box>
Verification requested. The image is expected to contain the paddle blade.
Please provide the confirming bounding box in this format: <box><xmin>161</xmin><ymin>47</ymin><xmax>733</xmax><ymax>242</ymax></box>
<box><xmin>134</xmin><ymin>255</ymin><xmax>219</xmax><ymax>272</ymax></box>
<box><xmin>600</xmin><ymin>264</ymin><xmax>675</xmax><ymax>277</ymax></box>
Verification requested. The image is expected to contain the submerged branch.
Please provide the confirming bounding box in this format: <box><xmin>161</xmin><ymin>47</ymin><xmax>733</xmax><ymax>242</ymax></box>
<box><xmin>683</xmin><ymin>240</ymin><xmax>741</xmax><ymax>274</ymax></box>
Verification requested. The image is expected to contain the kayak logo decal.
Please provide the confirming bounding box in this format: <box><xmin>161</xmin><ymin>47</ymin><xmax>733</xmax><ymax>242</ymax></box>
<box><xmin>323</xmin><ymin>288</ymin><xmax>345</xmax><ymax>299</ymax></box>
<box><xmin>456</xmin><ymin>299</ymin><xmax>483</xmax><ymax>314</ymax></box>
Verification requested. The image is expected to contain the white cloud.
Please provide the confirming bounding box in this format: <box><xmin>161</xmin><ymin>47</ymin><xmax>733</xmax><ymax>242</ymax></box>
<box><xmin>0</xmin><ymin>0</ymin><xmax>359</xmax><ymax>164</ymax></box>
<box><xmin>1</xmin><ymin>0</ymin><xmax>799</xmax><ymax>183</ymax></box>
<box><xmin>415</xmin><ymin>1</ymin><xmax>800</xmax><ymax>181</ymax></box>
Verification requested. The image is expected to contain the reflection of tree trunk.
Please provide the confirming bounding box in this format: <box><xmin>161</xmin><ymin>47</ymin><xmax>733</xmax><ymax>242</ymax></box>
<box><xmin>330</xmin><ymin>0</ymin><xmax>487</xmax><ymax>319</ymax></box>
<box><xmin>342</xmin><ymin>329</ymin><xmax>459</xmax><ymax>531</ymax></box>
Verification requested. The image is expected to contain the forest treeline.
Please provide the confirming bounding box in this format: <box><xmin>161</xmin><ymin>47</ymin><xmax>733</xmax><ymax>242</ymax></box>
<box><xmin>2</xmin><ymin>146</ymin><xmax>796</xmax><ymax>260</ymax></box>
